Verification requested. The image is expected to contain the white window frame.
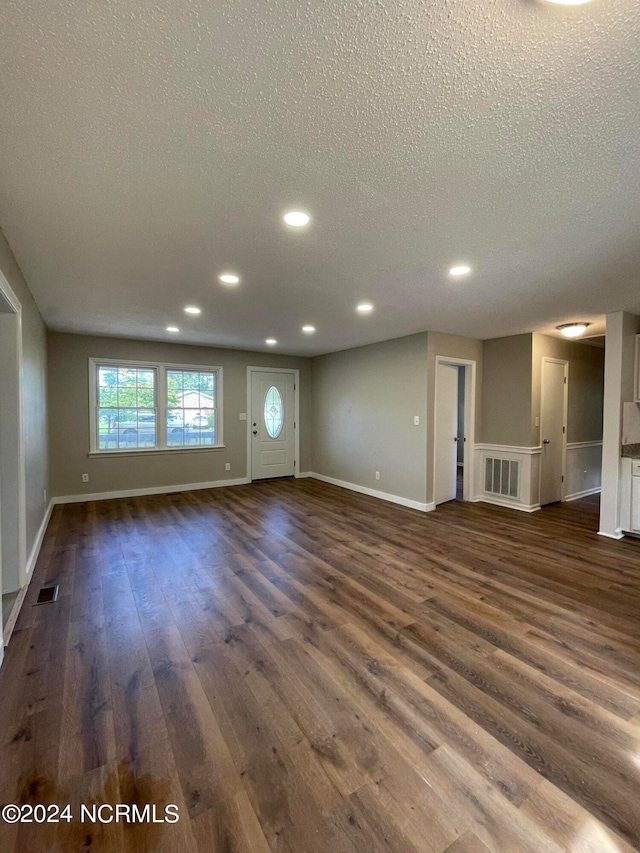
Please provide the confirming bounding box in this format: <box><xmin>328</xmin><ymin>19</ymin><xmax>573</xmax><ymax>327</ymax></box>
<box><xmin>89</xmin><ymin>358</ymin><xmax>224</xmax><ymax>455</ymax></box>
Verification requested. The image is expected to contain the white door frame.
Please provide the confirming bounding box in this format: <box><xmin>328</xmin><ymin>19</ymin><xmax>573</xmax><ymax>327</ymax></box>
<box><xmin>433</xmin><ymin>356</ymin><xmax>476</xmax><ymax>503</ymax></box>
<box><xmin>539</xmin><ymin>357</ymin><xmax>569</xmax><ymax>504</ymax></box>
<box><xmin>246</xmin><ymin>367</ymin><xmax>300</xmax><ymax>482</ymax></box>
<box><xmin>0</xmin><ymin>269</ymin><xmax>27</xmax><ymax>595</ymax></box>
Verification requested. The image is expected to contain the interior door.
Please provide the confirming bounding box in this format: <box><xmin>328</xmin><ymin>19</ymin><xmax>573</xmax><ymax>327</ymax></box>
<box><xmin>250</xmin><ymin>371</ymin><xmax>295</xmax><ymax>480</ymax></box>
<box><xmin>540</xmin><ymin>359</ymin><xmax>567</xmax><ymax>506</ymax></box>
<box><xmin>435</xmin><ymin>362</ymin><xmax>459</xmax><ymax>505</ymax></box>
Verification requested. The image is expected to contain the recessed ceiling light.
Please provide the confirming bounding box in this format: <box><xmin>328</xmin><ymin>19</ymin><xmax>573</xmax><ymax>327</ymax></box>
<box><xmin>219</xmin><ymin>273</ymin><xmax>240</xmax><ymax>285</ymax></box>
<box><xmin>266</xmin><ymin>338</ymin><xmax>277</xmax><ymax>345</ymax></box>
<box><xmin>357</xmin><ymin>303</ymin><xmax>374</xmax><ymax>313</ymax></box>
<box><xmin>166</xmin><ymin>326</ymin><xmax>179</xmax><ymax>333</ymax></box>
<box><xmin>558</xmin><ymin>322</ymin><xmax>590</xmax><ymax>338</ymax></box>
<box><xmin>302</xmin><ymin>325</ymin><xmax>316</xmax><ymax>333</ymax></box>
<box><xmin>184</xmin><ymin>306</ymin><xmax>201</xmax><ymax>315</ymax></box>
<box><xmin>545</xmin><ymin>0</ymin><xmax>593</xmax><ymax>5</ymax></box>
<box><xmin>449</xmin><ymin>264</ymin><xmax>472</xmax><ymax>277</ymax></box>
<box><xmin>283</xmin><ymin>211</ymin><xmax>310</xmax><ymax>227</ymax></box>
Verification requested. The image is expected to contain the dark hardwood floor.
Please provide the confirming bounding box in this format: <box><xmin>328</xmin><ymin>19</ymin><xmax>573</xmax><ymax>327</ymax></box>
<box><xmin>2</xmin><ymin>479</ymin><xmax>640</xmax><ymax>852</ymax></box>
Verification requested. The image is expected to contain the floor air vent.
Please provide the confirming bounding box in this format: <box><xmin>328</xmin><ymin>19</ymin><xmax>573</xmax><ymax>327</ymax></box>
<box><xmin>35</xmin><ymin>585</ymin><xmax>59</xmax><ymax>605</ymax></box>
<box><xmin>485</xmin><ymin>457</ymin><xmax>519</xmax><ymax>499</ymax></box>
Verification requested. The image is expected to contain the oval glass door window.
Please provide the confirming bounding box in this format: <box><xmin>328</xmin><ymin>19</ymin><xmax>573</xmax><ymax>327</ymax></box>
<box><xmin>264</xmin><ymin>386</ymin><xmax>284</xmax><ymax>438</ymax></box>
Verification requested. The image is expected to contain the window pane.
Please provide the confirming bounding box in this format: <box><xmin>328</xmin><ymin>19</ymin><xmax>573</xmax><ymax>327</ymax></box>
<box><xmin>165</xmin><ymin>370</ymin><xmax>217</xmax><ymax>448</ymax></box>
<box><xmin>264</xmin><ymin>386</ymin><xmax>283</xmax><ymax>438</ymax></box>
<box><xmin>95</xmin><ymin>365</ymin><xmax>157</xmax><ymax>450</ymax></box>
<box><xmin>99</xmin><ymin>386</ymin><xmax>118</xmax><ymax>407</ymax></box>
<box><xmin>183</xmin><ymin>372</ymin><xmax>200</xmax><ymax>391</ymax></box>
<box><xmin>167</xmin><ymin>408</ymin><xmax>216</xmax><ymax>446</ymax></box>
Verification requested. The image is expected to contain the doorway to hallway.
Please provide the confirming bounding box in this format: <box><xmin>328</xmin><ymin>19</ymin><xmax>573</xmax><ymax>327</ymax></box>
<box><xmin>434</xmin><ymin>356</ymin><xmax>476</xmax><ymax>506</ymax></box>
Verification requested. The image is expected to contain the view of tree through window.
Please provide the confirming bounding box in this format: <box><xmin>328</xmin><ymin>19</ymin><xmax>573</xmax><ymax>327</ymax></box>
<box><xmin>93</xmin><ymin>361</ymin><xmax>222</xmax><ymax>452</ymax></box>
<box><xmin>98</xmin><ymin>366</ymin><xmax>157</xmax><ymax>450</ymax></box>
<box><xmin>166</xmin><ymin>369</ymin><xmax>217</xmax><ymax>446</ymax></box>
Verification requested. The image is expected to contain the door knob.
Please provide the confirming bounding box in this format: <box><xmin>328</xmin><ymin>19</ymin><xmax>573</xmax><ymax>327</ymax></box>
<box><xmin>543</xmin><ymin>438</ymin><xmax>550</xmax><ymax>444</ymax></box>
<box><xmin>453</xmin><ymin>437</ymin><xmax>459</xmax><ymax>442</ymax></box>
<box><xmin>252</xmin><ymin>430</ymin><xmax>258</xmax><ymax>435</ymax></box>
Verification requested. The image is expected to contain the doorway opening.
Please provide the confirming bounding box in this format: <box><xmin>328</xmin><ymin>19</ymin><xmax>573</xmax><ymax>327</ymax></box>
<box><xmin>434</xmin><ymin>356</ymin><xmax>476</xmax><ymax>506</ymax></box>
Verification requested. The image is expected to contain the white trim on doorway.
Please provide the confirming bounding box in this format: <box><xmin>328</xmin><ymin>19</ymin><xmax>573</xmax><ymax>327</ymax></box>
<box><xmin>0</xmin><ymin>269</ymin><xmax>27</xmax><ymax>589</ymax></box>
<box><xmin>246</xmin><ymin>367</ymin><xmax>300</xmax><ymax>482</ymax></box>
<box><xmin>433</xmin><ymin>355</ymin><xmax>476</xmax><ymax>503</ymax></box>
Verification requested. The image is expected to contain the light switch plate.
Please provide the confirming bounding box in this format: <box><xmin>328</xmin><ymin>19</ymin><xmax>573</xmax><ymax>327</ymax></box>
<box><xmin>239</xmin><ymin>413</ymin><xmax>247</xmax><ymax>420</ymax></box>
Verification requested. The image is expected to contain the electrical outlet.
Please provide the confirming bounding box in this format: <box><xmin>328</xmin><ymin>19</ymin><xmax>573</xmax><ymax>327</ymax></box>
<box><xmin>414</xmin><ymin>415</ymin><xmax>420</xmax><ymax>425</ymax></box>
<box><xmin>225</xmin><ymin>463</ymin><xmax>231</xmax><ymax>471</ymax></box>
<box><xmin>375</xmin><ymin>471</ymin><xmax>380</xmax><ymax>480</ymax></box>
<box><xmin>82</xmin><ymin>473</ymin><xmax>89</xmax><ymax>483</ymax></box>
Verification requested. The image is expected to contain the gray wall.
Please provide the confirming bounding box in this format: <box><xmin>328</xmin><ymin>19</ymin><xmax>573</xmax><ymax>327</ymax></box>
<box><xmin>311</xmin><ymin>334</ymin><xmax>429</xmax><ymax>504</ymax></box>
<box><xmin>532</xmin><ymin>334</ymin><xmax>605</xmax><ymax>445</ymax></box>
<box><xmin>426</xmin><ymin>332</ymin><xmax>483</xmax><ymax>504</ymax></box>
<box><xmin>0</xmin><ymin>229</ymin><xmax>48</xmax><ymax>562</ymax></box>
<box><xmin>481</xmin><ymin>335</ymin><xmax>533</xmax><ymax>447</ymax></box>
<box><xmin>48</xmin><ymin>332</ymin><xmax>312</xmax><ymax>497</ymax></box>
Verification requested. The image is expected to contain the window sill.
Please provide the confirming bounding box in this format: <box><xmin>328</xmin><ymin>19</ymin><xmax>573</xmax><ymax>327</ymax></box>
<box><xmin>88</xmin><ymin>445</ymin><xmax>226</xmax><ymax>458</ymax></box>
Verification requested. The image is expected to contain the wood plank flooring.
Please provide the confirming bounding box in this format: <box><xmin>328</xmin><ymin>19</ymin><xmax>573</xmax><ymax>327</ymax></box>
<box><xmin>2</xmin><ymin>479</ymin><xmax>640</xmax><ymax>852</ymax></box>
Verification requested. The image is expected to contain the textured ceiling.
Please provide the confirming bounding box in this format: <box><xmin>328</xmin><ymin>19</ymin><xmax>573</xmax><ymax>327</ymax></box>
<box><xmin>0</xmin><ymin>0</ymin><xmax>638</xmax><ymax>355</ymax></box>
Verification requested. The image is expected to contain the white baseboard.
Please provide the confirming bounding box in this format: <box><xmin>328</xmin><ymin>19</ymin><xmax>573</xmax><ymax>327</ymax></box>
<box><xmin>26</xmin><ymin>499</ymin><xmax>54</xmax><ymax>577</ymax></box>
<box><xmin>564</xmin><ymin>487</ymin><xmax>601</xmax><ymax>502</ymax></box>
<box><xmin>296</xmin><ymin>471</ymin><xmax>314</xmax><ymax>478</ymax></box>
<box><xmin>52</xmin><ymin>477</ymin><xmax>250</xmax><ymax>505</ymax></box>
<box><xmin>598</xmin><ymin>530</ymin><xmax>625</xmax><ymax>540</ymax></box>
<box><xmin>308</xmin><ymin>472</ymin><xmax>434</xmax><ymax>513</ymax></box>
<box><xmin>472</xmin><ymin>496</ymin><xmax>541</xmax><ymax>513</ymax></box>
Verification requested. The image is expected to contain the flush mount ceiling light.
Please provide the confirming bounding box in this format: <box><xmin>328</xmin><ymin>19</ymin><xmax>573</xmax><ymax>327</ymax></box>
<box><xmin>449</xmin><ymin>264</ymin><xmax>472</xmax><ymax>277</ymax></box>
<box><xmin>302</xmin><ymin>325</ymin><xmax>316</xmax><ymax>333</ymax></box>
<box><xmin>265</xmin><ymin>338</ymin><xmax>277</xmax><ymax>345</ymax></box>
<box><xmin>166</xmin><ymin>326</ymin><xmax>179</xmax><ymax>333</ymax></box>
<box><xmin>219</xmin><ymin>273</ymin><xmax>240</xmax><ymax>285</ymax></box>
<box><xmin>184</xmin><ymin>306</ymin><xmax>201</xmax><ymax>315</ymax></box>
<box><xmin>357</xmin><ymin>303</ymin><xmax>374</xmax><ymax>313</ymax></box>
<box><xmin>283</xmin><ymin>211</ymin><xmax>310</xmax><ymax>227</ymax></box>
<box><xmin>558</xmin><ymin>322</ymin><xmax>590</xmax><ymax>338</ymax></box>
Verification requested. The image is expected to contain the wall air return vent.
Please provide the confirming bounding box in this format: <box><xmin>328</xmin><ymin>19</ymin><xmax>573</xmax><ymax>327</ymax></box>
<box><xmin>484</xmin><ymin>457</ymin><xmax>519</xmax><ymax>499</ymax></box>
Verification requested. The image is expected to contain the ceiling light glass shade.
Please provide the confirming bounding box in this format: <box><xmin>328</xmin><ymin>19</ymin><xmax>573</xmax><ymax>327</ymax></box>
<box><xmin>357</xmin><ymin>303</ymin><xmax>374</xmax><ymax>312</ymax></box>
<box><xmin>219</xmin><ymin>273</ymin><xmax>240</xmax><ymax>284</ymax></box>
<box><xmin>558</xmin><ymin>323</ymin><xmax>589</xmax><ymax>338</ymax></box>
<box><xmin>265</xmin><ymin>338</ymin><xmax>277</xmax><ymax>345</ymax></box>
<box><xmin>283</xmin><ymin>211</ymin><xmax>310</xmax><ymax>227</ymax></box>
<box><xmin>302</xmin><ymin>325</ymin><xmax>316</xmax><ymax>333</ymax></box>
<box><xmin>184</xmin><ymin>306</ymin><xmax>201</xmax><ymax>314</ymax></box>
<box><xmin>166</xmin><ymin>326</ymin><xmax>179</xmax><ymax>332</ymax></box>
<box><xmin>449</xmin><ymin>265</ymin><xmax>471</xmax><ymax>276</ymax></box>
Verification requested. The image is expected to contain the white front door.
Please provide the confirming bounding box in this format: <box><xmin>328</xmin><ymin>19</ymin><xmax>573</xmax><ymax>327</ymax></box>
<box><xmin>435</xmin><ymin>362</ymin><xmax>459</xmax><ymax>505</ymax></box>
<box><xmin>540</xmin><ymin>359</ymin><xmax>567</xmax><ymax>506</ymax></box>
<box><xmin>250</xmin><ymin>371</ymin><xmax>296</xmax><ymax>480</ymax></box>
